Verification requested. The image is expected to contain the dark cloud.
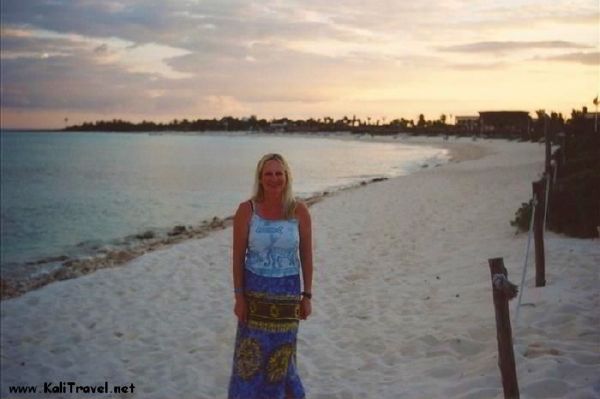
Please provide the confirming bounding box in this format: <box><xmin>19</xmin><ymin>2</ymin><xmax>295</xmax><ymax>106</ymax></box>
<box><xmin>166</xmin><ymin>42</ymin><xmax>348</xmax><ymax>88</ymax></box>
<box><xmin>0</xmin><ymin>21</ymin><xmax>355</xmax><ymax>117</ymax></box>
<box><xmin>0</xmin><ymin>0</ymin><xmax>367</xmax><ymax>54</ymax></box>
<box><xmin>0</xmin><ymin>54</ymin><xmax>184</xmax><ymax>112</ymax></box>
<box><xmin>0</xmin><ymin>1</ymin><xmax>180</xmax><ymax>46</ymax></box>
<box><xmin>538</xmin><ymin>51</ymin><xmax>600</xmax><ymax>65</ymax></box>
<box><xmin>94</xmin><ymin>43</ymin><xmax>109</xmax><ymax>53</ymax></box>
<box><xmin>438</xmin><ymin>41</ymin><xmax>592</xmax><ymax>53</ymax></box>
<box><xmin>1</xmin><ymin>0</ymin><xmax>596</xmax><ymax>125</ymax></box>
<box><xmin>0</xmin><ymin>31</ymin><xmax>88</xmax><ymax>55</ymax></box>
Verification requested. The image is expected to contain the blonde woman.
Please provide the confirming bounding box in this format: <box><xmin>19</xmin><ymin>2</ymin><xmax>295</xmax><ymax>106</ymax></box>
<box><xmin>228</xmin><ymin>153</ymin><xmax>312</xmax><ymax>399</ymax></box>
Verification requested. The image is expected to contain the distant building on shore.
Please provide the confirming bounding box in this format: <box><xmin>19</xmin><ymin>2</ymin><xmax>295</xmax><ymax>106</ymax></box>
<box><xmin>478</xmin><ymin>111</ymin><xmax>531</xmax><ymax>137</ymax></box>
<box><xmin>269</xmin><ymin>119</ymin><xmax>291</xmax><ymax>132</ymax></box>
<box><xmin>455</xmin><ymin>116</ymin><xmax>480</xmax><ymax>132</ymax></box>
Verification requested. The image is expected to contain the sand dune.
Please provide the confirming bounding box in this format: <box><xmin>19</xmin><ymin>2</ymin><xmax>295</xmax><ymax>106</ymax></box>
<box><xmin>1</xmin><ymin>137</ymin><xmax>598</xmax><ymax>398</ymax></box>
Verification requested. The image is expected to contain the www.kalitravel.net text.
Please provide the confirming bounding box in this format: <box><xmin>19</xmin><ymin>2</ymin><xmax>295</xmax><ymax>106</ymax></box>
<box><xmin>8</xmin><ymin>381</ymin><xmax>135</xmax><ymax>395</ymax></box>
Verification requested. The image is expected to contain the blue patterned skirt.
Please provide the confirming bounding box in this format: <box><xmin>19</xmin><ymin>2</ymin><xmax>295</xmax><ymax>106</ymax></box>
<box><xmin>228</xmin><ymin>270</ymin><xmax>305</xmax><ymax>399</ymax></box>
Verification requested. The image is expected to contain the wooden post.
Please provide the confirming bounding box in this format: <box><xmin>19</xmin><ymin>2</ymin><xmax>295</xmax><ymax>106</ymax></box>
<box><xmin>532</xmin><ymin>179</ymin><xmax>546</xmax><ymax>287</ymax></box>
<box><xmin>560</xmin><ymin>134</ymin><xmax>567</xmax><ymax>163</ymax></box>
<box><xmin>554</xmin><ymin>148</ymin><xmax>562</xmax><ymax>182</ymax></box>
<box><xmin>488</xmin><ymin>258</ymin><xmax>520</xmax><ymax>399</ymax></box>
<box><xmin>548</xmin><ymin>163</ymin><xmax>554</xmax><ymax>198</ymax></box>
<box><xmin>545</xmin><ymin>118</ymin><xmax>551</xmax><ymax>175</ymax></box>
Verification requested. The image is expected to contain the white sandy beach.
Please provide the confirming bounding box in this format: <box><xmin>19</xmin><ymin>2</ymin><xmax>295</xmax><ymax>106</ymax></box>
<box><xmin>1</xmin><ymin>137</ymin><xmax>599</xmax><ymax>399</ymax></box>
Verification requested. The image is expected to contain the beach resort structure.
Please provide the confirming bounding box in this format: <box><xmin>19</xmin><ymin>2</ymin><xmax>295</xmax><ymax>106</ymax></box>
<box><xmin>455</xmin><ymin>116</ymin><xmax>480</xmax><ymax>132</ymax></box>
<box><xmin>478</xmin><ymin>111</ymin><xmax>531</xmax><ymax>137</ymax></box>
<box><xmin>455</xmin><ymin>112</ymin><xmax>532</xmax><ymax>137</ymax></box>
<box><xmin>269</xmin><ymin>120</ymin><xmax>291</xmax><ymax>132</ymax></box>
<box><xmin>584</xmin><ymin>111</ymin><xmax>599</xmax><ymax>133</ymax></box>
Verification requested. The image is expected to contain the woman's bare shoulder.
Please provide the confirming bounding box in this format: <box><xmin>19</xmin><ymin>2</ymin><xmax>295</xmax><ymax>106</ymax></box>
<box><xmin>235</xmin><ymin>200</ymin><xmax>253</xmax><ymax>220</ymax></box>
<box><xmin>294</xmin><ymin>200</ymin><xmax>311</xmax><ymax>220</ymax></box>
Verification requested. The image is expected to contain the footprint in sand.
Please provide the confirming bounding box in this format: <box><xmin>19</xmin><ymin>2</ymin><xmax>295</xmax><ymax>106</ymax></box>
<box><xmin>344</xmin><ymin>272</ymin><xmax>366</xmax><ymax>282</ymax></box>
<box><xmin>459</xmin><ymin>388</ymin><xmax>502</xmax><ymax>399</ymax></box>
<box><xmin>523</xmin><ymin>342</ymin><xmax>561</xmax><ymax>358</ymax></box>
<box><xmin>522</xmin><ymin>378</ymin><xmax>570</xmax><ymax>398</ymax></box>
<box><xmin>427</xmin><ymin>364</ymin><xmax>459</xmax><ymax>378</ymax></box>
<box><xmin>570</xmin><ymin>351</ymin><xmax>600</xmax><ymax>366</ymax></box>
<box><xmin>448</xmin><ymin>337</ymin><xmax>485</xmax><ymax>357</ymax></box>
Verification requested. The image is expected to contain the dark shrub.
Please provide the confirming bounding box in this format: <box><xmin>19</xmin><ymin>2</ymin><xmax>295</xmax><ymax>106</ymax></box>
<box><xmin>548</xmin><ymin>166</ymin><xmax>600</xmax><ymax>238</ymax></box>
<box><xmin>511</xmin><ymin>200</ymin><xmax>533</xmax><ymax>233</ymax></box>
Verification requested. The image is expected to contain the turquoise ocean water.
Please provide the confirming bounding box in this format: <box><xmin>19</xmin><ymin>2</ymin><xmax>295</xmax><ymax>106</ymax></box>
<box><xmin>0</xmin><ymin>131</ymin><xmax>447</xmax><ymax>276</ymax></box>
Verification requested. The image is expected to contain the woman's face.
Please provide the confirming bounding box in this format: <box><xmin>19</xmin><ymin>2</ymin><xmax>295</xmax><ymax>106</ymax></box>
<box><xmin>260</xmin><ymin>159</ymin><xmax>287</xmax><ymax>196</ymax></box>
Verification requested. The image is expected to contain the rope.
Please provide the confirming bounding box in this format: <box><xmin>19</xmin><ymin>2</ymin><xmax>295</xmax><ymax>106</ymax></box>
<box><xmin>514</xmin><ymin>193</ymin><xmax>537</xmax><ymax>325</ymax></box>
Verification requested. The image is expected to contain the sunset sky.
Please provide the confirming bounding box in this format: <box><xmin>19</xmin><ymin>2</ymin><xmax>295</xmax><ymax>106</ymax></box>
<box><xmin>1</xmin><ymin>0</ymin><xmax>598</xmax><ymax>129</ymax></box>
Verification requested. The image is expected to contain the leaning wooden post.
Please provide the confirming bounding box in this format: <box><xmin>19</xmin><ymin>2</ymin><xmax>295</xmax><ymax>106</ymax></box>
<box><xmin>548</xmin><ymin>162</ymin><xmax>555</xmax><ymax>200</ymax></box>
<box><xmin>544</xmin><ymin>119</ymin><xmax>553</xmax><ymax>194</ymax></box>
<box><xmin>532</xmin><ymin>178</ymin><xmax>546</xmax><ymax>287</ymax></box>
<box><xmin>553</xmin><ymin>148</ymin><xmax>562</xmax><ymax>182</ymax></box>
<box><xmin>545</xmin><ymin>117</ymin><xmax>551</xmax><ymax>175</ymax></box>
<box><xmin>560</xmin><ymin>134</ymin><xmax>567</xmax><ymax>163</ymax></box>
<box><xmin>488</xmin><ymin>258</ymin><xmax>520</xmax><ymax>399</ymax></box>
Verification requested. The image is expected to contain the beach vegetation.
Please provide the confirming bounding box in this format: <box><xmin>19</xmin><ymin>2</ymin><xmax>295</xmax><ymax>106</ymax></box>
<box><xmin>511</xmin><ymin>105</ymin><xmax>600</xmax><ymax>238</ymax></box>
<box><xmin>546</xmin><ymin>120</ymin><xmax>599</xmax><ymax>238</ymax></box>
<box><xmin>549</xmin><ymin>165</ymin><xmax>599</xmax><ymax>238</ymax></box>
<box><xmin>510</xmin><ymin>200</ymin><xmax>533</xmax><ymax>233</ymax></box>
<box><xmin>60</xmin><ymin>104</ymin><xmax>596</xmax><ymax>144</ymax></box>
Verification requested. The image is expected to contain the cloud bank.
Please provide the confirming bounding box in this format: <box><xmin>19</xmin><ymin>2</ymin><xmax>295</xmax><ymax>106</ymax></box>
<box><xmin>1</xmin><ymin>0</ymin><xmax>598</xmax><ymax>128</ymax></box>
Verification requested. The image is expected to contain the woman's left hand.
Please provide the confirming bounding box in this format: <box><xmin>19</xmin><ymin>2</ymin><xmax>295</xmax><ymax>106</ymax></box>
<box><xmin>299</xmin><ymin>297</ymin><xmax>312</xmax><ymax>320</ymax></box>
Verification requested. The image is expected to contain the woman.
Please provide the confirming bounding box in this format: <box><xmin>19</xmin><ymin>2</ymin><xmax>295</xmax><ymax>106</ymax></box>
<box><xmin>228</xmin><ymin>153</ymin><xmax>312</xmax><ymax>399</ymax></box>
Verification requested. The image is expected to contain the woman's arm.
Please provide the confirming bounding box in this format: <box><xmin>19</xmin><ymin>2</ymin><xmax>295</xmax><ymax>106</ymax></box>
<box><xmin>233</xmin><ymin>201</ymin><xmax>251</xmax><ymax>323</ymax></box>
<box><xmin>297</xmin><ymin>201</ymin><xmax>313</xmax><ymax>319</ymax></box>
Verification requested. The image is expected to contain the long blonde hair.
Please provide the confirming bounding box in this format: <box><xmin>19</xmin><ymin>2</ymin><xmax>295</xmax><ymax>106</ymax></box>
<box><xmin>252</xmin><ymin>153</ymin><xmax>297</xmax><ymax>219</ymax></box>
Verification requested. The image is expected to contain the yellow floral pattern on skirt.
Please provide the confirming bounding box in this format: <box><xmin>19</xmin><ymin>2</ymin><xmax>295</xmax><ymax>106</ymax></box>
<box><xmin>235</xmin><ymin>338</ymin><xmax>262</xmax><ymax>380</ymax></box>
<box><xmin>266</xmin><ymin>344</ymin><xmax>294</xmax><ymax>383</ymax></box>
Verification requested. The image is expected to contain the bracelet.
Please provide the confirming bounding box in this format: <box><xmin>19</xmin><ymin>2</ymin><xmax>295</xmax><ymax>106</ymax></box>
<box><xmin>301</xmin><ymin>291</ymin><xmax>312</xmax><ymax>299</ymax></box>
<box><xmin>234</xmin><ymin>287</ymin><xmax>244</xmax><ymax>294</ymax></box>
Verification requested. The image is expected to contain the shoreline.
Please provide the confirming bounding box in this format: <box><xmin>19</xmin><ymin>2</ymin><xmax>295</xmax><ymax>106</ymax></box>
<box><xmin>0</xmin><ymin>134</ymin><xmax>475</xmax><ymax>300</ymax></box>
<box><xmin>0</xmin><ymin>190</ymin><xmax>322</xmax><ymax>300</ymax></box>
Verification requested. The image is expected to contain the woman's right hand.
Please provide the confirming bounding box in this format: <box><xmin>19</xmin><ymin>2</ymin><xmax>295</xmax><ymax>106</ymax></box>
<box><xmin>234</xmin><ymin>295</ymin><xmax>248</xmax><ymax>324</ymax></box>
